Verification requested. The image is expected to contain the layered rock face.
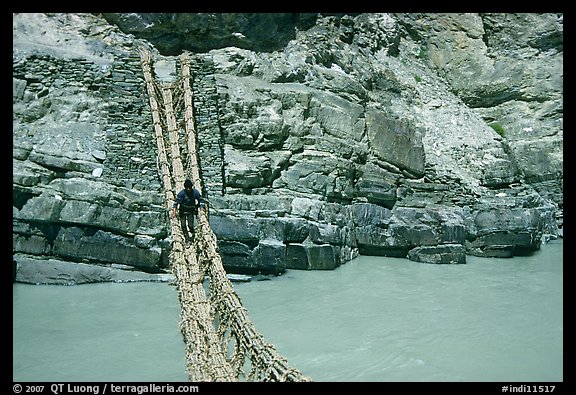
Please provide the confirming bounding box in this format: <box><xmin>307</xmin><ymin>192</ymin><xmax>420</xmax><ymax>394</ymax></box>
<box><xmin>13</xmin><ymin>13</ymin><xmax>562</xmax><ymax>282</ymax></box>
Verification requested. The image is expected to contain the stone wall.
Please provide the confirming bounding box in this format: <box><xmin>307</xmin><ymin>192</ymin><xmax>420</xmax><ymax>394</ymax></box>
<box><xmin>13</xmin><ymin>23</ymin><xmax>172</xmax><ymax>273</ymax></box>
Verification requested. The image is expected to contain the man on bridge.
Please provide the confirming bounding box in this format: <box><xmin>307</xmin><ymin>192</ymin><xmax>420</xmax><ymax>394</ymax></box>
<box><xmin>171</xmin><ymin>179</ymin><xmax>205</xmax><ymax>243</ymax></box>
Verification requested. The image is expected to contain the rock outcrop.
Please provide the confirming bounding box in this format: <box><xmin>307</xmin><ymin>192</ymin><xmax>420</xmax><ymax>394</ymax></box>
<box><xmin>13</xmin><ymin>13</ymin><xmax>562</xmax><ymax>283</ymax></box>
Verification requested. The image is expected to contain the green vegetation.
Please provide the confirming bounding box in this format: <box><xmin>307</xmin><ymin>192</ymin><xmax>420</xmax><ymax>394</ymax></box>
<box><xmin>418</xmin><ymin>45</ymin><xmax>428</xmax><ymax>60</ymax></box>
<box><xmin>489</xmin><ymin>122</ymin><xmax>506</xmax><ymax>137</ymax></box>
<box><xmin>414</xmin><ymin>75</ymin><xmax>422</xmax><ymax>83</ymax></box>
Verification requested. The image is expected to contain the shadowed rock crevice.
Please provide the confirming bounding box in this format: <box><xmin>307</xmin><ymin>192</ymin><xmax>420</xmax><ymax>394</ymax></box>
<box><xmin>100</xmin><ymin>13</ymin><xmax>352</xmax><ymax>55</ymax></box>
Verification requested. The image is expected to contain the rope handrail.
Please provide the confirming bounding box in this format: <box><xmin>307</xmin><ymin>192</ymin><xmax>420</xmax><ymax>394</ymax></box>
<box><xmin>139</xmin><ymin>48</ymin><xmax>310</xmax><ymax>382</ymax></box>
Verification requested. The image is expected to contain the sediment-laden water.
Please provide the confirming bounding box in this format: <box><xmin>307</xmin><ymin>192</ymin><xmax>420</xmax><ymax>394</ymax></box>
<box><xmin>13</xmin><ymin>239</ymin><xmax>562</xmax><ymax>382</ymax></box>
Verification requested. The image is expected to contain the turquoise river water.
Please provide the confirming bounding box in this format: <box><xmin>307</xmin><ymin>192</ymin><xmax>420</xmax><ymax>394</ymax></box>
<box><xmin>13</xmin><ymin>239</ymin><xmax>563</xmax><ymax>382</ymax></box>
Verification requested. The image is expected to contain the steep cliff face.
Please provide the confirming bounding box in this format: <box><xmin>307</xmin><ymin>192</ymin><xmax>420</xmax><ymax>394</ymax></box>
<box><xmin>12</xmin><ymin>13</ymin><xmax>562</xmax><ymax>283</ymax></box>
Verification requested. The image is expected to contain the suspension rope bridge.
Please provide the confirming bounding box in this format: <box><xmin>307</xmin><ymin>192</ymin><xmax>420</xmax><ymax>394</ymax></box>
<box><xmin>139</xmin><ymin>48</ymin><xmax>311</xmax><ymax>382</ymax></box>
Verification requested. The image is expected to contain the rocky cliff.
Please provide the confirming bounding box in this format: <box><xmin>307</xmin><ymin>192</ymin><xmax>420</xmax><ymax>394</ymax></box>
<box><xmin>12</xmin><ymin>13</ymin><xmax>563</xmax><ymax>284</ymax></box>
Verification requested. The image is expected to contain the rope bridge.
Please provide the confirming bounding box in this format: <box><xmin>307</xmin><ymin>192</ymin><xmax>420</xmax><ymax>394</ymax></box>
<box><xmin>139</xmin><ymin>48</ymin><xmax>310</xmax><ymax>382</ymax></box>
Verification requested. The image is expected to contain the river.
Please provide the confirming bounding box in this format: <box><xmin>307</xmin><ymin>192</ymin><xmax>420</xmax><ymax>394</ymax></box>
<box><xmin>13</xmin><ymin>239</ymin><xmax>562</xmax><ymax>382</ymax></box>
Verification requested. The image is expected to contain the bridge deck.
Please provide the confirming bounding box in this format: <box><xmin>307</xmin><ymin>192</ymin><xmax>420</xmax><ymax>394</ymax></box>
<box><xmin>139</xmin><ymin>48</ymin><xmax>310</xmax><ymax>382</ymax></box>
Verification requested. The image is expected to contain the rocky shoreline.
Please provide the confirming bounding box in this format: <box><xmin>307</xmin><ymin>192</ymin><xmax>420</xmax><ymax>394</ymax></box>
<box><xmin>13</xmin><ymin>255</ymin><xmax>257</xmax><ymax>285</ymax></box>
